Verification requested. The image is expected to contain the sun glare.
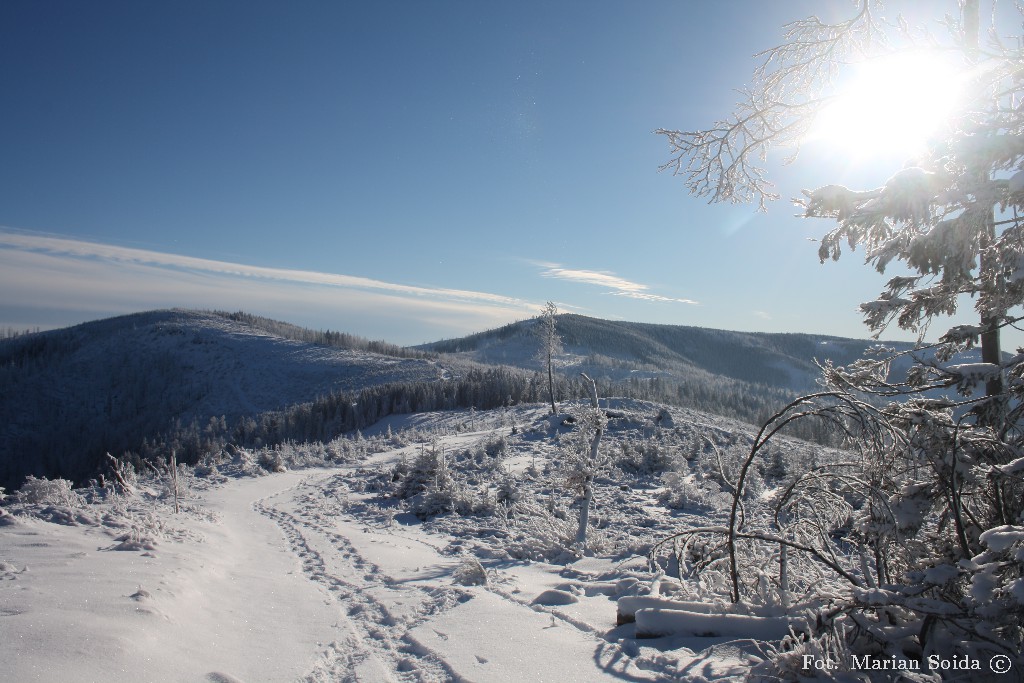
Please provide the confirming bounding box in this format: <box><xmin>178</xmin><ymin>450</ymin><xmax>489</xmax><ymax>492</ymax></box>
<box><xmin>807</xmin><ymin>53</ymin><xmax>966</xmax><ymax>162</ymax></box>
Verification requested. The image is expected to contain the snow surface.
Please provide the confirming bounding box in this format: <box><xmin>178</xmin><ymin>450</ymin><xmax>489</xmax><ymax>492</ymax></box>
<box><xmin>0</xmin><ymin>411</ymin><xmax>773</xmax><ymax>682</ymax></box>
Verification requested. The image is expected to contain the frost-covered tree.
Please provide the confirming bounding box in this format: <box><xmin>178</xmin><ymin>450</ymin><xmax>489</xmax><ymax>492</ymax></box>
<box><xmin>659</xmin><ymin>0</ymin><xmax>1024</xmax><ymax>673</ymax></box>
<box><xmin>659</xmin><ymin>0</ymin><xmax>1022</xmax><ymax>410</ymax></box>
<box><xmin>562</xmin><ymin>373</ymin><xmax>606</xmax><ymax>552</ymax></box>
<box><xmin>534</xmin><ymin>301</ymin><xmax>562</xmax><ymax>415</ymax></box>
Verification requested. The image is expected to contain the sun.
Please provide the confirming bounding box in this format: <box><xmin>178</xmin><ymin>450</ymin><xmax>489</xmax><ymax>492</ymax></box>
<box><xmin>806</xmin><ymin>52</ymin><xmax>967</xmax><ymax>162</ymax></box>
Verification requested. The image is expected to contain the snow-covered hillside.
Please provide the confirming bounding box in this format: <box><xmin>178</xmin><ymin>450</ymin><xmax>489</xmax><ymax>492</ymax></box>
<box><xmin>0</xmin><ymin>310</ymin><xmax>454</xmax><ymax>489</ymax></box>
<box><xmin>420</xmin><ymin>313</ymin><xmax>888</xmax><ymax>392</ymax></box>
<box><xmin>5</xmin><ymin>309</ymin><xmax>446</xmax><ymax>416</ymax></box>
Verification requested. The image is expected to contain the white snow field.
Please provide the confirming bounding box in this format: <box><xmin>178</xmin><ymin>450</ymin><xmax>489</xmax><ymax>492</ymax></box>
<box><xmin>1</xmin><ymin>406</ymin><xmax>788</xmax><ymax>682</ymax></box>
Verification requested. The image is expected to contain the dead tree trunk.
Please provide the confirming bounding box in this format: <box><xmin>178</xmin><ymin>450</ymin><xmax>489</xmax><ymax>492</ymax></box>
<box><xmin>575</xmin><ymin>373</ymin><xmax>603</xmax><ymax>551</ymax></box>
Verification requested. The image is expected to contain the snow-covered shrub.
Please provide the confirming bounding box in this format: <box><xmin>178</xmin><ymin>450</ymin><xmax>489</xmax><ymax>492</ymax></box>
<box><xmin>102</xmin><ymin>454</ymin><xmax>140</xmax><ymax>495</ymax></box>
<box><xmin>162</xmin><ymin>462</ymin><xmax>194</xmax><ymax>503</ymax></box>
<box><xmin>962</xmin><ymin>525</ymin><xmax>1024</xmax><ymax>654</ymax></box>
<box><xmin>226</xmin><ymin>446</ymin><xmax>264</xmax><ymax>477</ymax></box>
<box><xmin>408</xmin><ymin>486</ymin><xmax>457</xmax><ymax>517</ymax></box>
<box><xmin>395</xmin><ymin>454</ymin><xmax>434</xmax><ymax>500</ymax></box>
<box><xmin>395</xmin><ymin>442</ymin><xmax>450</xmax><ymax>501</ymax></box>
<box><xmin>616</xmin><ymin>439</ymin><xmax>673</xmax><ymax>475</ymax></box>
<box><xmin>324</xmin><ymin>435</ymin><xmax>362</xmax><ymax>464</ymax></box>
<box><xmin>461</xmin><ymin>435</ymin><xmax>509</xmax><ymax>475</ymax></box>
<box><xmin>741</xmin><ymin>463</ymin><xmax>766</xmax><ymax>500</ymax></box>
<box><xmin>390</xmin><ymin>454</ymin><xmax>411</xmax><ymax>484</ymax></box>
<box><xmin>496</xmin><ymin>501</ymin><xmax>580</xmax><ymax>563</ymax></box>
<box><xmin>483</xmin><ymin>434</ymin><xmax>507</xmax><ymax>457</ymax></box>
<box><xmin>194</xmin><ymin>460</ymin><xmax>219</xmax><ymax>478</ymax></box>
<box><xmin>558</xmin><ymin>385</ymin><xmax>609</xmax><ymax>552</ymax></box>
<box><xmin>495</xmin><ymin>474</ymin><xmax>522</xmax><ymax>505</ymax></box>
<box><xmin>346</xmin><ymin>466</ymin><xmax>390</xmax><ymax>494</ymax></box>
<box><xmin>657</xmin><ymin>471</ymin><xmax>729</xmax><ymax>511</ymax></box>
<box><xmin>760</xmin><ymin>443</ymin><xmax>792</xmax><ymax>481</ymax></box>
<box><xmin>404</xmin><ymin>444</ymin><xmax>478</xmax><ymax>518</ymax></box>
<box><xmin>749</xmin><ymin>627</ymin><xmax>856</xmax><ymax>682</ymax></box>
<box><xmin>14</xmin><ymin>476</ymin><xmax>84</xmax><ymax>507</ymax></box>
<box><xmin>109</xmin><ymin>529</ymin><xmax>158</xmax><ymax>552</ymax></box>
<box><xmin>256</xmin><ymin>447</ymin><xmax>286</xmax><ymax>473</ymax></box>
<box><xmin>452</xmin><ymin>556</ymin><xmax>488</xmax><ymax>586</ymax></box>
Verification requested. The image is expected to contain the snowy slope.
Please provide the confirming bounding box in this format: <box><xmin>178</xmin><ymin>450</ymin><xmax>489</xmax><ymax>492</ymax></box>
<box><xmin>420</xmin><ymin>313</ymin><xmax>899</xmax><ymax>392</ymax></box>
<box><xmin>4</xmin><ymin>309</ymin><xmax>446</xmax><ymax>415</ymax></box>
<box><xmin>0</xmin><ymin>310</ymin><xmax>451</xmax><ymax>489</ymax></box>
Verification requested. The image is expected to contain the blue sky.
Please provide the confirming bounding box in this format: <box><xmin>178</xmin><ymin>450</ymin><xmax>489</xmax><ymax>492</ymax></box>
<box><xmin>0</xmin><ymin>1</ymin><xmax>1009</xmax><ymax>346</ymax></box>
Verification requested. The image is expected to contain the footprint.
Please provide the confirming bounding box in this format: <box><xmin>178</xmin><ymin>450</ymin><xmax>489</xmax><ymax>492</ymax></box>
<box><xmin>205</xmin><ymin>672</ymin><xmax>246</xmax><ymax>683</ymax></box>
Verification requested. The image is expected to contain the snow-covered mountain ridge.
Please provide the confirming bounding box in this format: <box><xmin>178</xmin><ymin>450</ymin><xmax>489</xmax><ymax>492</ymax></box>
<box><xmin>421</xmin><ymin>313</ymin><xmax>907</xmax><ymax>392</ymax></box>
<box><xmin>1</xmin><ymin>308</ymin><xmax>909</xmax><ymax>491</ymax></box>
<box><xmin>0</xmin><ymin>309</ymin><xmax>453</xmax><ymax>489</ymax></box>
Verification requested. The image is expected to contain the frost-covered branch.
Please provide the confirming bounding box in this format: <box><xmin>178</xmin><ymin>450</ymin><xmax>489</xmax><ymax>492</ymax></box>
<box><xmin>657</xmin><ymin>1</ymin><xmax>884</xmax><ymax>210</ymax></box>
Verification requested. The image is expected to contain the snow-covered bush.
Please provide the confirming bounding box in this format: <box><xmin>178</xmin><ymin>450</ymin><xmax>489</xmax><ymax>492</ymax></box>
<box><xmin>394</xmin><ymin>445</ymin><xmax>443</xmax><ymax>500</ymax></box>
<box><xmin>104</xmin><ymin>454</ymin><xmax>139</xmax><ymax>495</ymax></box>
<box><xmin>14</xmin><ymin>476</ymin><xmax>84</xmax><ymax>507</ymax></box>
<box><xmin>482</xmin><ymin>434</ymin><xmax>508</xmax><ymax>458</ymax></box>
<box><xmin>408</xmin><ymin>485</ymin><xmax>457</xmax><ymax>518</ymax></box>
<box><xmin>495</xmin><ymin>474</ymin><xmax>522</xmax><ymax>505</ymax></box>
<box><xmin>162</xmin><ymin>462</ymin><xmax>194</xmax><ymax>504</ymax></box>
<box><xmin>256</xmin><ymin>447</ymin><xmax>286</xmax><ymax>473</ymax></box>
<box><xmin>616</xmin><ymin>439</ymin><xmax>673</xmax><ymax>475</ymax></box>
<box><xmin>656</xmin><ymin>471</ymin><xmax>729</xmax><ymax>511</ymax></box>
<box><xmin>452</xmin><ymin>556</ymin><xmax>488</xmax><ymax>586</ymax></box>
<box><xmin>324</xmin><ymin>435</ymin><xmax>364</xmax><ymax>464</ymax></box>
<box><xmin>194</xmin><ymin>460</ymin><xmax>219</xmax><ymax>478</ymax></box>
<box><xmin>109</xmin><ymin>528</ymin><xmax>159</xmax><ymax>552</ymax></box>
<box><xmin>494</xmin><ymin>501</ymin><xmax>580</xmax><ymax>564</ymax></box>
<box><xmin>402</xmin><ymin>443</ymin><xmax>479</xmax><ymax>518</ymax></box>
<box><xmin>460</xmin><ymin>435</ymin><xmax>509</xmax><ymax>476</ymax></box>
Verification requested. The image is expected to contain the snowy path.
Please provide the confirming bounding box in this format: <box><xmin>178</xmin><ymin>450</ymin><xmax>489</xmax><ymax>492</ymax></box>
<box><xmin>254</xmin><ymin>472</ymin><xmax>462</xmax><ymax>681</ymax></box>
<box><xmin>254</xmin><ymin>469</ymin><xmax>662</xmax><ymax>682</ymax></box>
<box><xmin>2</xmin><ymin>470</ymin><xmax>340</xmax><ymax>682</ymax></box>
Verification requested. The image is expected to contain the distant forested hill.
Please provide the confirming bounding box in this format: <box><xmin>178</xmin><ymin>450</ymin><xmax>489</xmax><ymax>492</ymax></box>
<box><xmin>421</xmin><ymin>313</ymin><xmax>903</xmax><ymax>392</ymax></box>
<box><xmin>0</xmin><ymin>310</ymin><xmax>451</xmax><ymax>489</ymax></box>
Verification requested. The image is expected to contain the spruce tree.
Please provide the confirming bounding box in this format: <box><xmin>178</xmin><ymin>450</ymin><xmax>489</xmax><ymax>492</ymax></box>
<box><xmin>658</xmin><ymin>0</ymin><xmax>1024</xmax><ymax>670</ymax></box>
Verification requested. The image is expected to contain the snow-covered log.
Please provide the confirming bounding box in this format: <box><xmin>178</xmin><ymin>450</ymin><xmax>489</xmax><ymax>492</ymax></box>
<box><xmin>633</xmin><ymin>608</ymin><xmax>793</xmax><ymax>640</ymax></box>
<box><xmin>616</xmin><ymin>596</ymin><xmax>722</xmax><ymax>625</ymax></box>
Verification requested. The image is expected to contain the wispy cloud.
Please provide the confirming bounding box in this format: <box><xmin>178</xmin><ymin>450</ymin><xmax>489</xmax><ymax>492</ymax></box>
<box><xmin>0</xmin><ymin>229</ymin><xmax>540</xmax><ymax>343</ymax></box>
<box><xmin>0</xmin><ymin>231</ymin><xmax>532</xmax><ymax>307</ymax></box>
<box><xmin>535</xmin><ymin>261</ymin><xmax>698</xmax><ymax>305</ymax></box>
